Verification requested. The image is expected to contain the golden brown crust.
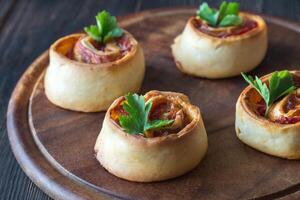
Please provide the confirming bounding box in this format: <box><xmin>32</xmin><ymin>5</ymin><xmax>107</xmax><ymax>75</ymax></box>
<box><xmin>235</xmin><ymin>70</ymin><xmax>300</xmax><ymax>159</ymax></box>
<box><xmin>94</xmin><ymin>90</ymin><xmax>208</xmax><ymax>182</ymax></box>
<box><xmin>171</xmin><ymin>12</ymin><xmax>267</xmax><ymax>79</ymax></box>
<box><xmin>268</xmin><ymin>89</ymin><xmax>300</xmax><ymax>122</ymax></box>
<box><xmin>44</xmin><ymin>31</ymin><xmax>145</xmax><ymax>112</ymax></box>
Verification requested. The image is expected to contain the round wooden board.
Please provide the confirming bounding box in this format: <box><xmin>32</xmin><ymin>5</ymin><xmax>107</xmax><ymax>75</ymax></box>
<box><xmin>7</xmin><ymin>8</ymin><xmax>300</xmax><ymax>200</ymax></box>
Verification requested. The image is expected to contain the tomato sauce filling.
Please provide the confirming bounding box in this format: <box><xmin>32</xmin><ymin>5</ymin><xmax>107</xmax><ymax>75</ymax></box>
<box><xmin>110</xmin><ymin>98</ymin><xmax>190</xmax><ymax>138</ymax></box>
<box><xmin>192</xmin><ymin>17</ymin><xmax>258</xmax><ymax>38</ymax></box>
<box><xmin>68</xmin><ymin>34</ymin><xmax>132</xmax><ymax>64</ymax></box>
<box><xmin>246</xmin><ymin>75</ymin><xmax>300</xmax><ymax>124</ymax></box>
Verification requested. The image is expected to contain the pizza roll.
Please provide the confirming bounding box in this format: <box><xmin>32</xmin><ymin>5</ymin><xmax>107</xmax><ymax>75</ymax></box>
<box><xmin>95</xmin><ymin>90</ymin><xmax>208</xmax><ymax>182</ymax></box>
<box><xmin>45</xmin><ymin>11</ymin><xmax>145</xmax><ymax>112</ymax></box>
<box><xmin>236</xmin><ymin>70</ymin><xmax>300</xmax><ymax>159</ymax></box>
<box><xmin>172</xmin><ymin>3</ymin><xmax>267</xmax><ymax>79</ymax></box>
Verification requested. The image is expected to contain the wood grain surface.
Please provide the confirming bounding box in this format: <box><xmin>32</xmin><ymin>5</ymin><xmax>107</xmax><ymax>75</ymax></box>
<box><xmin>2</xmin><ymin>1</ymin><xmax>300</xmax><ymax>200</ymax></box>
<box><xmin>7</xmin><ymin>7</ymin><xmax>300</xmax><ymax>200</ymax></box>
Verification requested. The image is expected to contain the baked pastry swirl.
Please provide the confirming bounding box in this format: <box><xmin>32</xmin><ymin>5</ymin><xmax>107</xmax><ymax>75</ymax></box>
<box><xmin>171</xmin><ymin>4</ymin><xmax>267</xmax><ymax>79</ymax></box>
<box><xmin>236</xmin><ymin>71</ymin><xmax>300</xmax><ymax>159</ymax></box>
<box><xmin>268</xmin><ymin>89</ymin><xmax>300</xmax><ymax>124</ymax></box>
<box><xmin>94</xmin><ymin>91</ymin><xmax>208</xmax><ymax>182</ymax></box>
<box><xmin>45</xmin><ymin>11</ymin><xmax>145</xmax><ymax>112</ymax></box>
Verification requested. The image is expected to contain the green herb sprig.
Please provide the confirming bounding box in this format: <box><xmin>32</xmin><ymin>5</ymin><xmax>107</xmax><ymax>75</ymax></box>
<box><xmin>241</xmin><ymin>70</ymin><xmax>296</xmax><ymax>117</ymax></box>
<box><xmin>119</xmin><ymin>93</ymin><xmax>174</xmax><ymax>135</ymax></box>
<box><xmin>84</xmin><ymin>10</ymin><xmax>123</xmax><ymax>44</ymax></box>
<box><xmin>197</xmin><ymin>1</ymin><xmax>242</xmax><ymax>27</ymax></box>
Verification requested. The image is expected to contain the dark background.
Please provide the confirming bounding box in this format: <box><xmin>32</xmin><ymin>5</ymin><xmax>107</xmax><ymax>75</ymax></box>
<box><xmin>0</xmin><ymin>0</ymin><xmax>300</xmax><ymax>199</ymax></box>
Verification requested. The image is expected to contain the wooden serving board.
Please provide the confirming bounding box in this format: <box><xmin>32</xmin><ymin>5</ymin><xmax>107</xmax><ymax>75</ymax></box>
<box><xmin>7</xmin><ymin>8</ymin><xmax>300</xmax><ymax>200</ymax></box>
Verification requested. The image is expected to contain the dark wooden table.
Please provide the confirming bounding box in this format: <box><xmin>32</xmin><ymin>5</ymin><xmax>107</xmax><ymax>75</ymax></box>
<box><xmin>1</xmin><ymin>0</ymin><xmax>300</xmax><ymax>199</ymax></box>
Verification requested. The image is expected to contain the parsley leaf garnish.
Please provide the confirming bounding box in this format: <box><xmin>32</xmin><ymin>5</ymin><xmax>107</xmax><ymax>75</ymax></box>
<box><xmin>197</xmin><ymin>1</ymin><xmax>242</xmax><ymax>27</ymax></box>
<box><xmin>241</xmin><ymin>70</ymin><xmax>296</xmax><ymax>117</ymax></box>
<box><xmin>84</xmin><ymin>10</ymin><xmax>123</xmax><ymax>44</ymax></box>
<box><xmin>119</xmin><ymin>93</ymin><xmax>174</xmax><ymax>135</ymax></box>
